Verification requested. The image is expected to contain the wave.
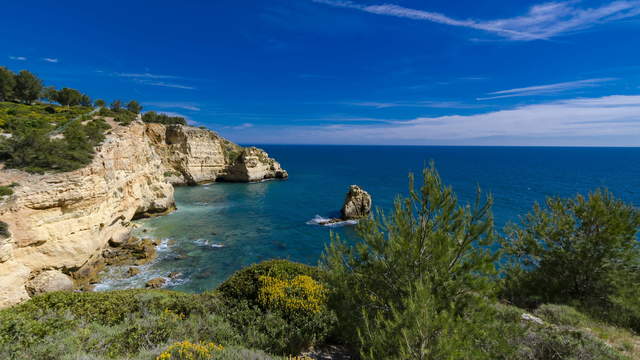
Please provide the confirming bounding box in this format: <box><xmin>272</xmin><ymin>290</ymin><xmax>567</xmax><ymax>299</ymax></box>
<box><xmin>306</xmin><ymin>215</ymin><xmax>358</xmax><ymax>227</ymax></box>
<box><xmin>194</xmin><ymin>238</ymin><xmax>225</xmax><ymax>248</ymax></box>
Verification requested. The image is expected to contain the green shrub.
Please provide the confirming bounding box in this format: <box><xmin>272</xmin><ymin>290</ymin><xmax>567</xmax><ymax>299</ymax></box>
<box><xmin>217</xmin><ymin>260</ymin><xmax>324</xmax><ymax>305</ymax></box>
<box><xmin>217</xmin><ymin>260</ymin><xmax>335</xmax><ymax>355</ymax></box>
<box><xmin>0</xmin><ymin>221</ymin><xmax>9</xmax><ymax>238</ymax></box>
<box><xmin>0</xmin><ymin>186</ymin><xmax>13</xmax><ymax>196</ymax></box>
<box><xmin>97</xmin><ymin>107</ymin><xmax>137</xmax><ymax>125</ymax></box>
<box><xmin>534</xmin><ymin>304</ymin><xmax>590</xmax><ymax>327</ymax></box>
<box><xmin>500</xmin><ymin>190</ymin><xmax>640</xmax><ymax>331</ymax></box>
<box><xmin>142</xmin><ymin>111</ymin><xmax>186</xmax><ymax>125</ymax></box>
<box><xmin>0</xmin><ymin>113</ymin><xmax>111</xmax><ymax>173</ymax></box>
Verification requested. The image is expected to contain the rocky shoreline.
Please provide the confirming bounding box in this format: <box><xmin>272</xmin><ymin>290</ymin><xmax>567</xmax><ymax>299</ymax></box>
<box><xmin>0</xmin><ymin>120</ymin><xmax>287</xmax><ymax>308</ymax></box>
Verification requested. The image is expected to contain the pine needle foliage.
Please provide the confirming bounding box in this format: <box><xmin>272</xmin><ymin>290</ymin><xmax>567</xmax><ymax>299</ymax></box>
<box><xmin>500</xmin><ymin>190</ymin><xmax>640</xmax><ymax>331</ymax></box>
<box><xmin>322</xmin><ymin>164</ymin><xmax>508</xmax><ymax>359</ymax></box>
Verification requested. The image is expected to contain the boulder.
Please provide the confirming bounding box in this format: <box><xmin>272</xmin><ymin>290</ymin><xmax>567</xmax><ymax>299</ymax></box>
<box><xmin>126</xmin><ymin>267</ymin><xmax>141</xmax><ymax>277</ymax></box>
<box><xmin>340</xmin><ymin>185</ymin><xmax>372</xmax><ymax>220</ymax></box>
<box><xmin>25</xmin><ymin>270</ymin><xmax>74</xmax><ymax>296</ymax></box>
<box><xmin>145</xmin><ymin>277</ymin><xmax>166</xmax><ymax>288</ymax></box>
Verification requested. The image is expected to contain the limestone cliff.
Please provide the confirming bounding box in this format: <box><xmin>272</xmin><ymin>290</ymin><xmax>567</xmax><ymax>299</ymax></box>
<box><xmin>0</xmin><ymin>121</ymin><xmax>287</xmax><ymax>308</ymax></box>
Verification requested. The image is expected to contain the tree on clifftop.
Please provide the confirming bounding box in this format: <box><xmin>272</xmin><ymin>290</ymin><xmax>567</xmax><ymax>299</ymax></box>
<box><xmin>94</xmin><ymin>99</ymin><xmax>105</xmax><ymax>107</ymax></box>
<box><xmin>14</xmin><ymin>70</ymin><xmax>42</xmax><ymax>104</ymax></box>
<box><xmin>110</xmin><ymin>100</ymin><xmax>121</xmax><ymax>112</ymax></box>
<box><xmin>0</xmin><ymin>67</ymin><xmax>16</xmax><ymax>101</ymax></box>
<box><xmin>126</xmin><ymin>100</ymin><xmax>142</xmax><ymax>114</ymax></box>
<box><xmin>54</xmin><ymin>88</ymin><xmax>83</xmax><ymax>106</ymax></box>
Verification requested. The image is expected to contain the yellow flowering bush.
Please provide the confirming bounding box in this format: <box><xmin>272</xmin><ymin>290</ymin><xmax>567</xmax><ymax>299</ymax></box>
<box><xmin>156</xmin><ymin>340</ymin><xmax>224</xmax><ymax>360</ymax></box>
<box><xmin>257</xmin><ymin>275</ymin><xmax>328</xmax><ymax>315</ymax></box>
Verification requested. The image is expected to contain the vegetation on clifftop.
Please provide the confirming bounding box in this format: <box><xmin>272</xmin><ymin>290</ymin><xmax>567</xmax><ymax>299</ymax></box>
<box><xmin>0</xmin><ymin>166</ymin><xmax>638</xmax><ymax>359</ymax></box>
<box><xmin>0</xmin><ymin>66</ymin><xmax>189</xmax><ymax>173</ymax></box>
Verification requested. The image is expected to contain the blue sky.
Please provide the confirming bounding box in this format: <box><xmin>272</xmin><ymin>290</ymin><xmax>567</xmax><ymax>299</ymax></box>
<box><xmin>2</xmin><ymin>0</ymin><xmax>640</xmax><ymax>145</ymax></box>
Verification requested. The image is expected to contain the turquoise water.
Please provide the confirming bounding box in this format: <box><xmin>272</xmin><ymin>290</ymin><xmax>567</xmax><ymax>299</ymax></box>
<box><xmin>96</xmin><ymin>146</ymin><xmax>640</xmax><ymax>292</ymax></box>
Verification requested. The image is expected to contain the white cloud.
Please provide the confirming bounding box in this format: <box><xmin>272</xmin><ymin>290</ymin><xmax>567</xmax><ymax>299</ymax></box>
<box><xmin>349</xmin><ymin>100</ymin><xmax>485</xmax><ymax>109</ymax></box>
<box><xmin>478</xmin><ymin>78</ymin><xmax>616</xmax><ymax>100</ymax></box>
<box><xmin>227</xmin><ymin>123</ymin><xmax>254</xmax><ymax>130</ymax></box>
<box><xmin>226</xmin><ymin>95</ymin><xmax>640</xmax><ymax>144</ymax></box>
<box><xmin>313</xmin><ymin>0</ymin><xmax>640</xmax><ymax>40</ymax></box>
<box><xmin>43</xmin><ymin>57</ymin><xmax>59</xmax><ymax>63</ymax></box>
<box><xmin>144</xmin><ymin>102</ymin><xmax>201</xmax><ymax>111</ymax></box>
<box><xmin>115</xmin><ymin>72</ymin><xmax>195</xmax><ymax>90</ymax></box>
<box><xmin>116</xmin><ymin>72</ymin><xmax>179</xmax><ymax>79</ymax></box>
<box><xmin>134</xmin><ymin>80</ymin><xmax>195</xmax><ymax>90</ymax></box>
<box><xmin>8</xmin><ymin>56</ymin><xmax>27</xmax><ymax>61</ymax></box>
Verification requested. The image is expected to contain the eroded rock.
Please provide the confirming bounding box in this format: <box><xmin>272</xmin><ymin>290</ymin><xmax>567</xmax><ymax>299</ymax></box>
<box><xmin>341</xmin><ymin>185</ymin><xmax>372</xmax><ymax>220</ymax></box>
<box><xmin>0</xmin><ymin>122</ymin><xmax>287</xmax><ymax>308</ymax></box>
<box><xmin>222</xmin><ymin>147</ymin><xmax>288</xmax><ymax>182</ymax></box>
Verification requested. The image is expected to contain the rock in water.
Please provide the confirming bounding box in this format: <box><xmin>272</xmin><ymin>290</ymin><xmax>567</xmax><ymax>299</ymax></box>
<box><xmin>145</xmin><ymin>277</ymin><xmax>166</xmax><ymax>288</ymax></box>
<box><xmin>126</xmin><ymin>267</ymin><xmax>141</xmax><ymax>277</ymax></box>
<box><xmin>25</xmin><ymin>270</ymin><xmax>74</xmax><ymax>296</ymax></box>
<box><xmin>340</xmin><ymin>185</ymin><xmax>372</xmax><ymax>220</ymax></box>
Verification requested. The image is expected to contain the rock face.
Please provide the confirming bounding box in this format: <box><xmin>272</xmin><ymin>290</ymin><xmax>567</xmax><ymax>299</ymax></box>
<box><xmin>222</xmin><ymin>147</ymin><xmax>288</xmax><ymax>182</ymax></box>
<box><xmin>341</xmin><ymin>185</ymin><xmax>372</xmax><ymax>220</ymax></box>
<box><xmin>0</xmin><ymin>121</ymin><xmax>287</xmax><ymax>308</ymax></box>
<box><xmin>146</xmin><ymin>125</ymin><xmax>287</xmax><ymax>184</ymax></box>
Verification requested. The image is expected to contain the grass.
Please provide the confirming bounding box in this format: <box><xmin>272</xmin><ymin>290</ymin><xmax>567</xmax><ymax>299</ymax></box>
<box><xmin>534</xmin><ymin>304</ymin><xmax>640</xmax><ymax>359</ymax></box>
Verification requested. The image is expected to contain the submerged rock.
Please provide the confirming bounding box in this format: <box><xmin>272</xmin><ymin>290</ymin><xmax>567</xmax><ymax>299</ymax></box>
<box><xmin>340</xmin><ymin>185</ymin><xmax>372</xmax><ymax>220</ymax></box>
<box><xmin>26</xmin><ymin>270</ymin><xmax>74</xmax><ymax>296</ymax></box>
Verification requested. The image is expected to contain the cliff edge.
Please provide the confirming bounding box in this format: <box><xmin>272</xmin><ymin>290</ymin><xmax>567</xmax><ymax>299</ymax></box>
<box><xmin>0</xmin><ymin>121</ymin><xmax>287</xmax><ymax>308</ymax></box>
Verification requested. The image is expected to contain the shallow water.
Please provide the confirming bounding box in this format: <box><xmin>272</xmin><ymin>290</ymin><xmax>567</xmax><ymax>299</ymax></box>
<box><xmin>95</xmin><ymin>145</ymin><xmax>640</xmax><ymax>292</ymax></box>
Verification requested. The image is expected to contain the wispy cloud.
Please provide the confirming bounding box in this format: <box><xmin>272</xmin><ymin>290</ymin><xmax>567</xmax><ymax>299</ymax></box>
<box><xmin>313</xmin><ymin>0</ymin><xmax>640</xmax><ymax>40</ymax></box>
<box><xmin>8</xmin><ymin>56</ymin><xmax>27</xmax><ymax>61</ymax></box>
<box><xmin>225</xmin><ymin>95</ymin><xmax>640</xmax><ymax>145</ymax></box>
<box><xmin>478</xmin><ymin>78</ymin><xmax>616</xmax><ymax>100</ymax></box>
<box><xmin>227</xmin><ymin>123</ymin><xmax>254</xmax><ymax>130</ymax></box>
<box><xmin>348</xmin><ymin>100</ymin><xmax>485</xmax><ymax>109</ymax></box>
<box><xmin>139</xmin><ymin>81</ymin><xmax>196</xmax><ymax>90</ymax></box>
<box><xmin>144</xmin><ymin>102</ymin><xmax>201</xmax><ymax>111</ymax></box>
<box><xmin>116</xmin><ymin>72</ymin><xmax>179</xmax><ymax>79</ymax></box>
<box><xmin>115</xmin><ymin>72</ymin><xmax>195</xmax><ymax>90</ymax></box>
<box><xmin>42</xmin><ymin>57</ymin><xmax>59</xmax><ymax>63</ymax></box>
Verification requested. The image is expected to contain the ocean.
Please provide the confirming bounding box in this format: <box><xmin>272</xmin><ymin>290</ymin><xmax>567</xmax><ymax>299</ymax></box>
<box><xmin>95</xmin><ymin>145</ymin><xmax>640</xmax><ymax>292</ymax></box>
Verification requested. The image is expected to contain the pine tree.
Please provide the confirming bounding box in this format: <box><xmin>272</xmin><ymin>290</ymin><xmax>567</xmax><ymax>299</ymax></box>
<box><xmin>14</xmin><ymin>70</ymin><xmax>43</xmax><ymax>104</ymax></box>
<box><xmin>500</xmin><ymin>190</ymin><xmax>640</xmax><ymax>330</ymax></box>
<box><xmin>322</xmin><ymin>164</ymin><xmax>504</xmax><ymax>358</ymax></box>
<box><xmin>126</xmin><ymin>100</ymin><xmax>142</xmax><ymax>113</ymax></box>
<box><xmin>0</xmin><ymin>67</ymin><xmax>16</xmax><ymax>102</ymax></box>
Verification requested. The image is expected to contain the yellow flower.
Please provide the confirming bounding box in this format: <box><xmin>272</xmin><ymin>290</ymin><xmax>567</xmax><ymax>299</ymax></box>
<box><xmin>156</xmin><ymin>340</ymin><xmax>224</xmax><ymax>360</ymax></box>
<box><xmin>257</xmin><ymin>275</ymin><xmax>328</xmax><ymax>315</ymax></box>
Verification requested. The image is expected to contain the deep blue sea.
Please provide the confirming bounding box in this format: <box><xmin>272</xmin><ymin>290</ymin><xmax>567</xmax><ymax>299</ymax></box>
<box><xmin>95</xmin><ymin>146</ymin><xmax>640</xmax><ymax>292</ymax></box>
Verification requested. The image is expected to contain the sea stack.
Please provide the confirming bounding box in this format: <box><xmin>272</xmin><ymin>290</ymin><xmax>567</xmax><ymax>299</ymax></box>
<box><xmin>340</xmin><ymin>185</ymin><xmax>372</xmax><ymax>220</ymax></box>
